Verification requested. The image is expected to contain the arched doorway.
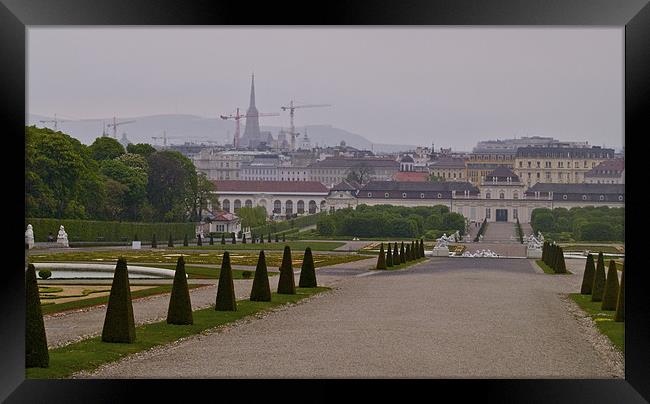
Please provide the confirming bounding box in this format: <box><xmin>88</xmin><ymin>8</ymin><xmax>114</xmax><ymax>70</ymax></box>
<box><xmin>308</xmin><ymin>200</ymin><xmax>317</xmax><ymax>214</ymax></box>
<box><xmin>273</xmin><ymin>200</ymin><xmax>281</xmax><ymax>214</ymax></box>
<box><xmin>285</xmin><ymin>200</ymin><xmax>293</xmax><ymax>215</ymax></box>
<box><xmin>222</xmin><ymin>199</ymin><xmax>230</xmax><ymax>212</ymax></box>
<box><xmin>297</xmin><ymin>200</ymin><xmax>305</xmax><ymax>214</ymax></box>
<box><xmin>233</xmin><ymin>199</ymin><xmax>241</xmax><ymax>212</ymax></box>
<box><xmin>245</xmin><ymin>199</ymin><xmax>253</xmax><ymax>208</ymax></box>
<box><xmin>320</xmin><ymin>200</ymin><xmax>326</xmax><ymax>212</ymax></box>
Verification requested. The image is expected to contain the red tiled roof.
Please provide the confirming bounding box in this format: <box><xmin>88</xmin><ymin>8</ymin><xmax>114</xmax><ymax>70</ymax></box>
<box><xmin>213</xmin><ymin>180</ymin><xmax>328</xmax><ymax>193</ymax></box>
<box><xmin>392</xmin><ymin>171</ymin><xmax>430</xmax><ymax>182</ymax></box>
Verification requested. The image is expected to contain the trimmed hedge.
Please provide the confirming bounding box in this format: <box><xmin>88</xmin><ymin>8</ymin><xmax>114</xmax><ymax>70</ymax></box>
<box><xmin>277</xmin><ymin>246</ymin><xmax>296</xmax><ymax>295</ymax></box>
<box><xmin>298</xmin><ymin>247</ymin><xmax>317</xmax><ymax>287</ymax></box>
<box><xmin>101</xmin><ymin>258</ymin><xmax>136</xmax><ymax>343</ymax></box>
<box><xmin>26</xmin><ymin>264</ymin><xmax>49</xmax><ymax>368</ymax></box>
<box><xmin>251</xmin><ymin>212</ymin><xmax>326</xmax><ymax>236</ymax></box>
<box><xmin>386</xmin><ymin>243</ymin><xmax>394</xmax><ymax>267</ymax></box>
<box><xmin>167</xmin><ymin>256</ymin><xmax>193</xmax><ymax>325</ymax></box>
<box><xmin>376</xmin><ymin>243</ymin><xmax>387</xmax><ymax>270</ymax></box>
<box><xmin>601</xmin><ymin>260</ymin><xmax>620</xmax><ymax>310</ymax></box>
<box><xmin>591</xmin><ymin>252</ymin><xmax>607</xmax><ymax>302</ymax></box>
<box><xmin>580</xmin><ymin>254</ymin><xmax>596</xmax><ymax>294</ymax></box>
<box><xmin>25</xmin><ymin>218</ymin><xmax>195</xmax><ymax>243</ymax></box>
<box><xmin>250</xmin><ymin>250</ymin><xmax>271</xmax><ymax>302</ymax></box>
<box><xmin>215</xmin><ymin>252</ymin><xmax>237</xmax><ymax>311</ymax></box>
<box><xmin>614</xmin><ymin>262</ymin><xmax>624</xmax><ymax>322</ymax></box>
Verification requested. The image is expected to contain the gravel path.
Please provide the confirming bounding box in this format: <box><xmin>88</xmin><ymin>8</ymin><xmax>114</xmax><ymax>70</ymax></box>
<box><xmin>80</xmin><ymin>257</ymin><xmax>623</xmax><ymax>378</ymax></box>
<box><xmin>43</xmin><ymin>257</ymin><xmax>377</xmax><ymax>348</ymax></box>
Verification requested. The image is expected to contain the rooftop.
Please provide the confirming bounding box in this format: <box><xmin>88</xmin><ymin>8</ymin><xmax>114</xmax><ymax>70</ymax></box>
<box><xmin>212</xmin><ymin>180</ymin><xmax>329</xmax><ymax>194</ymax></box>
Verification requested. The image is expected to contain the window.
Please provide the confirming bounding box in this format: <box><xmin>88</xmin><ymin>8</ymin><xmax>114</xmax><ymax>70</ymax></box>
<box><xmin>420</xmin><ymin>193</ymin><xmax>425</xmax><ymax>199</ymax></box>
<box><xmin>499</xmin><ymin>193</ymin><xmax>505</xmax><ymax>199</ymax></box>
<box><xmin>513</xmin><ymin>192</ymin><xmax>519</xmax><ymax>200</ymax></box>
<box><xmin>536</xmin><ymin>161</ymin><xmax>540</xmax><ymax>168</ymax></box>
<box><xmin>618</xmin><ymin>195</ymin><xmax>623</xmax><ymax>201</ymax></box>
<box><xmin>385</xmin><ymin>192</ymin><xmax>390</xmax><ymax>198</ymax></box>
<box><xmin>562</xmin><ymin>195</ymin><xmax>567</xmax><ymax>200</ymax></box>
<box><xmin>513</xmin><ymin>209</ymin><xmax>518</xmax><ymax>219</ymax></box>
<box><xmin>402</xmin><ymin>193</ymin><xmax>407</xmax><ymax>198</ymax></box>
<box><xmin>486</xmin><ymin>192</ymin><xmax>491</xmax><ymax>199</ymax></box>
<box><xmin>486</xmin><ymin>208</ymin><xmax>491</xmax><ymax>219</ymax></box>
<box><xmin>368</xmin><ymin>192</ymin><xmax>372</xmax><ymax>197</ymax></box>
<box><xmin>582</xmin><ymin>195</ymin><xmax>587</xmax><ymax>200</ymax></box>
<box><xmin>599</xmin><ymin>195</ymin><xmax>605</xmax><ymax>201</ymax></box>
<box><xmin>519</xmin><ymin>162</ymin><xmax>523</xmax><ymax>168</ymax></box>
<box><xmin>437</xmin><ymin>193</ymin><xmax>443</xmax><ymax>198</ymax></box>
<box><xmin>527</xmin><ymin>161</ymin><xmax>531</xmax><ymax>168</ymax></box>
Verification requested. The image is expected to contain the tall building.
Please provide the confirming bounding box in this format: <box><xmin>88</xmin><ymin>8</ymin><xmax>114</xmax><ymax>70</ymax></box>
<box><xmin>240</xmin><ymin>74</ymin><xmax>261</xmax><ymax>149</ymax></box>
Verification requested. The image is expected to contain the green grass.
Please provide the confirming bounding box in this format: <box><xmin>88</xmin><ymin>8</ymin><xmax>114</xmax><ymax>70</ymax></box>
<box><xmin>176</xmin><ymin>241</ymin><xmax>345</xmax><ymax>251</ymax></box>
<box><xmin>569</xmin><ymin>293</ymin><xmax>624</xmax><ymax>353</ymax></box>
<box><xmin>134</xmin><ymin>264</ymin><xmax>276</xmax><ymax>279</ymax></box>
<box><xmin>27</xmin><ymin>287</ymin><xmax>330</xmax><ymax>379</ymax></box>
<box><xmin>535</xmin><ymin>260</ymin><xmax>572</xmax><ymax>275</ymax></box>
<box><xmin>39</xmin><ymin>284</ymin><xmax>206</xmax><ymax>315</ymax></box>
<box><xmin>28</xmin><ymin>249</ymin><xmax>367</xmax><ymax>268</ymax></box>
<box><xmin>374</xmin><ymin>257</ymin><xmax>428</xmax><ymax>271</ymax></box>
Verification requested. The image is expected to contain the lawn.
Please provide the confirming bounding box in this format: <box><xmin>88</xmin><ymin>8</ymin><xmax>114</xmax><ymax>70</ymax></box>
<box><xmin>39</xmin><ymin>284</ymin><xmax>206</xmax><ymax>315</ymax></box>
<box><xmin>27</xmin><ymin>287</ymin><xmax>330</xmax><ymax>379</ymax></box>
<box><xmin>560</xmin><ymin>244</ymin><xmax>624</xmax><ymax>254</ymax></box>
<box><xmin>176</xmin><ymin>241</ymin><xmax>344</xmax><ymax>251</ymax></box>
<box><xmin>535</xmin><ymin>260</ymin><xmax>572</xmax><ymax>275</ymax></box>
<box><xmin>28</xmin><ymin>249</ymin><xmax>368</xmax><ymax>268</ymax></box>
<box><xmin>569</xmin><ymin>293</ymin><xmax>624</xmax><ymax>353</ymax></box>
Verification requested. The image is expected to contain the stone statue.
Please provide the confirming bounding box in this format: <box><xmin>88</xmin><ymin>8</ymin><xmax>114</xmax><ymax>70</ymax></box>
<box><xmin>453</xmin><ymin>230</ymin><xmax>461</xmax><ymax>243</ymax></box>
<box><xmin>537</xmin><ymin>231</ymin><xmax>544</xmax><ymax>242</ymax></box>
<box><xmin>435</xmin><ymin>234</ymin><xmax>449</xmax><ymax>248</ymax></box>
<box><xmin>57</xmin><ymin>225</ymin><xmax>69</xmax><ymax>248</ymax></box>
<box><xmin>478</xmin><ymin>234</ymin><xmax>484</xmax><ymax>242</ymax></box>
<box><xmin>25</xmin><ymin>224</ymin><xmax>34</xmax><ymax>249</ymax></box>
<box><xmin>527</xmin><ymin>235</ymin><xmax>542</xmax><ymax>250</ymax></box>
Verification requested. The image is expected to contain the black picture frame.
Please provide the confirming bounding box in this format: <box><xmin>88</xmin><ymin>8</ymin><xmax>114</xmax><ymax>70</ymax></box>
<box><xmin>2</xmin><ymin>0</ymin><xmax>648</xmax><ymax>402</ymax></box>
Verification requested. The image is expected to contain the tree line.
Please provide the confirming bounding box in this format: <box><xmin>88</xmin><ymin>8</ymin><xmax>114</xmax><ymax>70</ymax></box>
<box><xmin>26</xmin><ymin>126</ymin><xmax>216</xmax><ymax>222</ymax></box>
<box><xmin>530</xmin><ymin>206</ymin><xmax>624</xmax><ymax>242</ymax></box>
<box><xmin>316</xmin><ymin>204</ymin><xmax>466</xmax><ymax>238</ymax></box>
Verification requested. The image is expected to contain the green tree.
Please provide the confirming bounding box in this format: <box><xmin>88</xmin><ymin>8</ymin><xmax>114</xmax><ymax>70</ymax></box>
<box><xmin>346</xmin><ymin>162</ymin><xmax>374</xmax><ymax>185</ymax></box>
<box><xmin>614</xmin><ymin>262</ymin><xmax>624</xmax><ymax>322</ymax></box>
<box><xmin>601</xmin><ymin>260</ymin><xmax>620</xmax><ymax>310</ymax></box>
<box><xmin>428</xmin><ymin>173</ymin><xmax>445</xmax><ymax>182</ymax></box>
<box><xmin>580</xmin><ymin>254</ymin><xmax>596</xmax><ymax>294</ymax></box>
<box><xmin>116</xmin><ymin>152</ymin><xmax>149</xmax><ymax>172</ymax></box>
<box><xmin>242</xmin><ymin>234</ymin><xmax>247</xmax><ymax>244</ymax></box>
<box><xmin>299</xmin><ymin>247</ymin><xmax>318</xmax><ymax>287</ymax></box>
<box><xmin>101</xmin><ymin>258</ymin><xmax>136</xmax><ymax>343</ymax></box>
<box><xmin>183</xmin><ymin>234</ymin><xmax>189</xmax><ymax>246</ymax></box>
<box><xmin>221</xmin><ymin>233</ymin><xmax>226</xmax><ymax>244</ymax></box>
<box><xmin>238</xmin><ymin>206</ymin><xmax>268</xmax><ymax>229</ymax></box>
<box><xmin>26</xmin><ymin>264</ymin><xmax>49</xmax><ymax>368</ymax></box>
<box><xmin>215</xmin><ymin>252</ymin><xmax>237</xmax><ymax>311</ymax></box>
<box><xmin>167</xmin><ymin>256</ymin><xmax>193</xmax><ymax>324</ymax></box>
<box><xmin>591</xmin><ymin>252</ymin><xmax>607</xmax><ymax>302</ymax></box>
<box><xmin>146</xmin><ymin>150</ymin><xmax>197</xmax><ymax>222</ymax></box>
<box><xmin>127</xmin><ymin>143</ymin><xmax>157</xmax><ymax>157</ymax></box>
<box><xmin>191</xmin><ymin>172</ymin><xmax>217</xmax><ymax>221</ymax></box>
<box><xmin>209</xmin><ymin>234</ymin><xmax>214</xmax><ymax>245</ymax></box>
<box><xmin>232</xmin><ymin>232</ymin><xmax>236</xmax><ymax>244</ymax></box>
<box><xmin>197</xmin><ymin>234</ymin><xmax>202</xmax><ymax>246</ymax></box>
<box><xmin>376</xmin><ymin>243</ymin><xmax>387</xmax><ymax>270</ymax></box>
<box><xmin>277</xmin><ymin>246</ymin><xmax>296</xmax><ymax>294</ymax></box>
<box><xmin>89</xmin><ymin>136</ymin><xmax>125</xmax><ymax>161</ymax></box>
<box><xmin>250</xmin><ymin>250</ymin><xmax>272</xmax><ymax>302</ymax></box>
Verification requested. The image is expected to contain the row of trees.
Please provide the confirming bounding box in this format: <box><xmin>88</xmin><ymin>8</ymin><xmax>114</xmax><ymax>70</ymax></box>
<box><xmin>376</xmin><ymin>239</ymin><xmax>425</xmax><ymax>269</ymax></box>
<box><xmin>541</xmin><ymin>242</ymin><xmax>567</xmax><ymax>274</ymax></box>
<box><xmin>316</xmin><ymin>204</ymin><xmax>466</xmax><ymax>238</ymax></box>
<box><xmin>26</xmin><ymin>245</ymin><xmax>318</xmax><ymax>368</ymax></box>
<box><xmin>579</xmin><ymin>252</ymin><xmax>624</xmax><ymax>320</ymax></box>
<box><xmin>531</xmin><ymin>207</ymin><xmax>624</xmax><ymax>242</ymax></box>
<box><xmin>26</xmin><ymin>126</ymin><xmax>217</xmax><ymax>222</ymax></box>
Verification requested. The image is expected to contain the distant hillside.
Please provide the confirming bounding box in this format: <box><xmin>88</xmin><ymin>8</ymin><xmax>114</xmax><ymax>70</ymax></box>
<box><xmin>27</xmin><ymin>114</ymin><xmax>417</xmax><ymax>152</ymax></box>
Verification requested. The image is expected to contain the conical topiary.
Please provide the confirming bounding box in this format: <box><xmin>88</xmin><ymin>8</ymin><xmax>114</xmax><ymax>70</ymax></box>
<box><xmin>412</xmin><ymin>241</ymin><xmax>417</xmax><ymax>259</ymax></box>
<box><xmin>405</xmin><ymin>244</ymin><xmax>411</xmax><ymax>262</ymax></box>
<box><xmin>242</xmin><ymin>233</ymin><xmax>247</xmax><ymax>244</ymax></box>
<box><xmin>183</xmin><ymin>234</ymin><xmax>189</xmax><ymax>247</ymax></box>
<box><xmin>420</xmin><ymin>239</ymin><xmax>425</xmax><ymax>258</ymax></box>
<box><xmin>376</xmin><ymin>243</ymin><xmax>387</xmax><ymax>270</ymax></box>
<box><xmin>151</xmin><ymin>233</ymin><xmax>157</xmax><ymax>249</ymax></box>
<box><xmin>215</xmin><ymin>252</ymin><xmax>237</xmax><ymax>311</ymax></box>
<box><xmin>210</xmin><ymin>234</ymin><xmax>214</xmax><ymax>245</ymax></box>
<box><xmin>168</xmin><ymin>234</ymin><xmax>174</xmax><ymax>247</ymax></box>
<box><xmin>601</xmin><ymin>260</ymin><xmax>620</xmax><ymax>310</ymax></box>
<box><xmin>26</xmin><ymin>264</ymin><xmax>49</xmax><ymax>368</ymax></box>
<box><xmin>386</xmin><ymin>243</ymin><xmax>393</xmax><ymax>267</ymax></box>
<box><xmin>614</xmin><ymin>261</ymin><xmax>624</xmax><ymax>322</ymax></box>
<box><xmin>268</xmin><ymin>232</ymin><xmax>271</xmax><ymax>243</ymax></box>
<box><xmin>221</xmin><ymin>233</ymin><xmax>226</xmax><ymax>244</ymax></box>
<box><xmin>541</xmin><ymin>242</ymin><xmax>547</xmax><ymax>263</ymax></box>
<box><xmin>414</xmin><ymin>240</ymin><xmax>420</xmax><ymax>259</ymax></box>
<box><xmin>591</xmin><ymin>252</ymin><xmax>606</xmax><ymax>302</ymax></box>
<box><xmin>580</xmin><ymin>254</ymin><xmax>596</xmax><ymax>294</ymax></box>
<box><xmin>197</xmin><ymin>234</ymin><xmax>202</xmax><ymax>246</ymax></box>
<box><xmin>400</xmin><ymin>242</ymin><xmax>405</xmax><ymax>263</ymax></box>
<box><xmin>260</xmin><ymin>234</ymin><xmax>264</xmax><ymax>243</ymax></box>
<box><xmin>250</xmin><ymin>250</ymin><xmax>272</xmax><ymax>301</ymax></box>
<box><xmin>282</xmin><ymin>233</ymin><xmax>286</xmax><ymax>242</ymax></box>
<box><xmin>277</xmin><ymin>245</ymin><xmax>296</xmax><ymax>294</ymax></box>
<box><xmin>299</xmin><ymin>247</ymin><xmax>317</xmax><ymax>287</ymax></box>
<box><xmin>134</xmin><ymin>233</ymin><xmax>139</xmax><ymax>242</ymax></box>
<box><xmin>251</xmin><ymin>234</ymin><xmax>256</xmax><ymax>244</ymax></box>
<box><xmin>231</xmin><ymin>232</ymin><xmax>236</xmax><ymax>244</ymax></box>
<box><xmin>101</xmin><ymin>257</ymin><xmax>136</xmax><ymax>343</ymax></box>
<box><xmin>275</xmin><ymin>234</ymin><xmax>279</xmax><ymax>243</ymax></box>
<box><xmin>394</xmin><ymin>242</ymin><xmax>399</xmax><ymax>264</ymax></box>
<box><xmin>167</xmin><ymin>256</ymin><xmax>193</xmax><ymax>324</ymax></box>
<box><xmin>553</xmin><ymin>246</ymin><xmax>566</xmax><ymax>274</ymax></box>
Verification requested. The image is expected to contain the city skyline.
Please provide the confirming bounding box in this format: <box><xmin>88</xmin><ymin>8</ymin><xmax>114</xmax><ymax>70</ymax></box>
<box><xmin>28</xmin><ymin>27</ymin><xmax>623</xmax><ymax>151</ymax></box>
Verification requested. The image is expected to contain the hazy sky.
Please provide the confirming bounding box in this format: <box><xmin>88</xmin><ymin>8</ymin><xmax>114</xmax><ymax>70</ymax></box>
<box><xmin>28</xmin><ymin>27</ymin><xmax>623</xmax><ymax>150</ymax></box>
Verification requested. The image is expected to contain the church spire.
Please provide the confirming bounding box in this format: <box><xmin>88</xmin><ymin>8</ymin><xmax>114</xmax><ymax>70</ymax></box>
<box><xmin>249</xmin><ymin>73</ymin><xmax>256</xmax><ymax>109</ymax></box>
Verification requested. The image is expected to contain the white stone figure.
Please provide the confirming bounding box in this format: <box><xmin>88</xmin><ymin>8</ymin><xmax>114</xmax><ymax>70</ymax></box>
<box><xmin>57</xmin><ymin>225</ymin><xmax>69</xmax><ymax>248</ymax></box>
<box><xmin>527</xmin><ymin>234</ymin><xmax>542</xmax><ymax>249</ymax></box>
<box><xmin>453</xmin><ymin>231</ymin><xmax>461</xmax><ymax>243</ymax></box>
<box><xmin>478</xmin><ymin>234</ymin><xmax>484</xmax><ymax>242</ymax></box>
<box><xmin>435</xmin><ymin>234</ymin><xmax>449</xmax><ymax>249</ymax></box>
<box><xmin>537</xmin><ymin>231</ymin><xmax>544</xmax><ymax>242</ymax></box>
<box><xmin>25</xmin><ymin>224</ymin><xmax>34</xmax><ymax>249</ymax></box>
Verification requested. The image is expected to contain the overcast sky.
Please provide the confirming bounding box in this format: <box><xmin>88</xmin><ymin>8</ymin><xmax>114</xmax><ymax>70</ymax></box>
<box><xmin>28</xmin><ymin>27</ymin><xmax>623</xmax><ymax>151</ymax></box>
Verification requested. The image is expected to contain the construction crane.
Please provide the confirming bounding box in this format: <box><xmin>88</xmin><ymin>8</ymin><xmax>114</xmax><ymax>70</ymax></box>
<box><xmin>39</xmin><ymin>114</ymin><xmax>66</xmax><ymax>131</ymax></box>
<box><xmin>220</xmin><ymin>108</ymin><xmax>279</xmax><ymax>149</ymax></box>
<box><xmin>280</xmin><ymin>101</ymin><xmax>331</xmax><ymax>151</ymax></box>
<box><xmin>106</xmin><ymin>117</ymin><xmax>136</xmax><ymax>139</ymax></box>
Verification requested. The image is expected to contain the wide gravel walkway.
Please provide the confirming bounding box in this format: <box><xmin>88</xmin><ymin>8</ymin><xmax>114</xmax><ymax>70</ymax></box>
<box><xmin>79</xmin><ymin>257</ymin><xmax>623</xmax><ymax>378</ymax></box>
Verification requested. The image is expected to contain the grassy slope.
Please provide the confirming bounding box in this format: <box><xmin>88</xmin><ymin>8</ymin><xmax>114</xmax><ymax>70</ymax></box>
<box><xmin>569</xmin><ymin>293</ymin><xmax>624</xmax><ymax>353</ymax></box>
<box><xmin>28</xmin><ymin>287</ymin><xmax>330</xmax><ymax>379</ymax></box>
